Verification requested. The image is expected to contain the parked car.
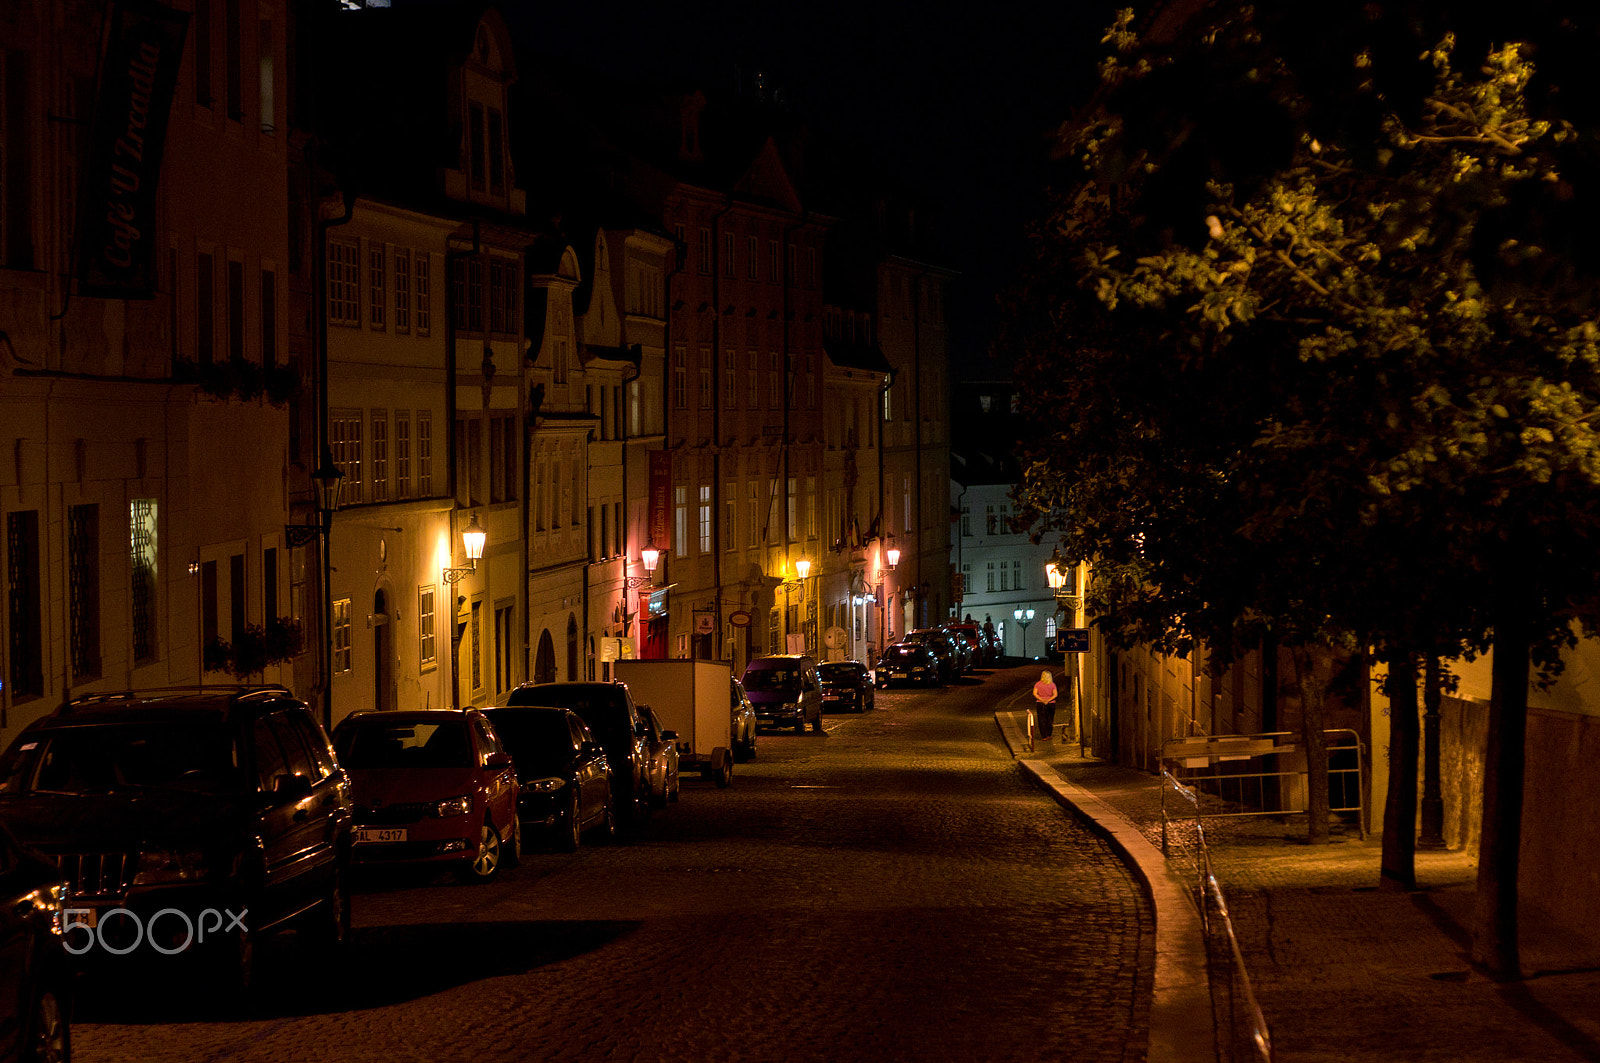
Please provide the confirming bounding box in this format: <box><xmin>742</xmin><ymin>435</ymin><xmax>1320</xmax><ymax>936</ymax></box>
<box><xmin>906</xmin><ymin>629</ymin><xmax>962</xmax><ymax>681</ymax></box>
<box><xmin>943</xmin><ymin>622</ymin><xmax>988</xmax><ymax>667</ymax></box>
<box><xmin>637</xmin><ymin>706</ymin><xmax>680</xmax><ymax>808</ymax></box>
<box><xmin>505</xmin><ymin>682</ymin><xmax>651</xmax><ymax>826</ymax></box>
<box><xmin>730</xmin><ymin>677</ymin><xmax>758</xmax><ymax>762</ymax></box>
<box><xmin>818</xmin><ymin>661</ymin><xmax>876</xmax><ymax>713</ymax></box>
<box><xmin>331</xmin><ymin>709</ymin><xmax>519</xmax><ymax>883</ymax></box>
<box><xmin>741</xmin><ymin>655</ymin><xmax>825</xmax><ymax>733</ymax></box>
<box><xmin>0</xmin><ymin>819</ymin><xmax>70</xmax><ymax>1063</ymax></box>
<box><xmin>0</xmin><ymin>686</ymin><xmax>353</xmax><ymax>991</ymax></box>
<box><xmin>478</xmin><ymin>706</ymin><xmax>613</xmax><ymax>852</ymax></box>
<box><xmin>875</xmin><ymin>642</ymin><xmax>944</xmax><ymax>688</ymax></box>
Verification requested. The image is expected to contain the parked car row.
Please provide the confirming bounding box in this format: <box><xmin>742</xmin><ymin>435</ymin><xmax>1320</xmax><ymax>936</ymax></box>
<box><xmin>873</xmin><ymin>618</ymin><xmax>1005</xmax><ymax>687</ymax></box>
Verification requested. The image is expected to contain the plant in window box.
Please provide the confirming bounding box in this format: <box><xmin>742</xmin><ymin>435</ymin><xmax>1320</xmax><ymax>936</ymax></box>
<box><xmin>265</xmin><ymin>615</ymin><xmax>304</xmax><ymax>661</ymax></box>
<box><xmin>203</xmin><ymin>636</ymin><xmax>233</xmax><ymax>674</ymax></box>
<box><xmin>232</xmin><ymin>358</ymin><xmax>265</xmax><ymax>402</ymax></box>
<box><xmin>264</xmin><ymin>365</ymin><xmax>298</xmax><ymax>406</ymax></box>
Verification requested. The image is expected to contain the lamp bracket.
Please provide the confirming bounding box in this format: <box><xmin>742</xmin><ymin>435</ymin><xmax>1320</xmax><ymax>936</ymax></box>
<box><xmin>284</xmin><ymin>524</ymin><xmax>323</xmax><ymax>549</ymax></box>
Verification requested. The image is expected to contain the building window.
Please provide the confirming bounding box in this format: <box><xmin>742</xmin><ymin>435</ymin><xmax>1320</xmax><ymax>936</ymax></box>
<box><xmin>370</xmin><ymin>411</ymin><xmax>388</xmax><ymax>502</ymax></box>
<box><xmin>470</xmin><ymin>599</ymin><xmax>482</xmax><ymax>691</ymax></box>
<box><xmin>553</xmin><ymin>336</ymin><xmax>569</xmax><ymax>384</ymax></box>
<box><xmin>725</xmin><ymin>491</ymin><xmax>737</xmax><ymax>552</ymax></box>
<box><xmin>452</xmin><ymin>255</ymin><xmax>484</xmax><ymax>333</ymax></box>
<box><xmin>468</xmin><ymin>102</ymin><xmax>486</xmax><ymax>192</ymax></box>
<box><xmin>748</xmin><ymin>482</ymin><xmax>760</xmax><ymax>548</ymax></box>
<box><xmin>418</xmin><ymin>586</ymin><xmax>436</xmax><ymax>670</ymax></box>
<box><xmin>332</xmin><ymin>598</ymin><xmax>352</xmax><ymax>675</ymax></box>
<box><xmin>986</xmin><ymin>505</ymin><xmax>997</xmax><ymax>535</ymax></box>
<box><xmin>961</xmin><ymin>505</ymin><xmax>971</xmax><ymax>537</ymax></box>
<box><xmin>260</xmin><ymin>268</ymin><xmax>277</xmax><ymax>370</ymax></box>
<box><xmin>224</xmin><ymin>0</ymin><xmax>242</xmax><ymax>119</ymax></box>
<box><xmin>672</xmin><ymin>346</ymin><xmax>687</xmax><ymax>410</ymax></box>
<box><xmin>394</xmin><ymin>250</ymin><xmax>410</xmax><ymax>333</ymax></box>
<box><xmin>807</xmin><ymin>247</ymin><xmax>817</xmax><ymax>288</ymax></box>
<box><xmin>1013</xmin><ymin>559</ymin><xmax>1023</xmax><ymax>589</ymax></box>
<box><xmin>805</xmin><ymin>476</ymin><xmax>817</xmax><ymax>539</ymax></box>
<box><xmin>769</xmin><ymin>239</ymin><xmax>779</xmax><ymax>283</ymax></box>
<box><xmin>7</xmin><ymin>511</ymin><xmax>43</xmax><ymax>699</ymax></box>
<box><xmin>68</xmin><ymin>504</ymin><xmax>100</xmax><ymax>680</ymax></box>
<box><xmin>986</xmin><ymin>562</ymin><xmax>995</xmax><ymax>593</ymax></box>
<box><xmin>258</xmin><ymin>17</ymin><xmax>274</xmax><ymax>133</ymax></box>
<box><xmin>747</xmin><ymin>235</ymin><xmax>758</xmax><ymax>280</ymax></box>
<box><xmin>533</xmin><ymin>454</ymin><xmax>545</xmax><ymax>532</ymax></box>
<box><xmin>330</xmin><ymin>411</ymin><xmax>363</xmax><ymax>503</ymax></box>
<box><xmin>723</xmin><ymin>231</ymin><xmax>735</xmax><ymax>277</ymax></box>
<box><xmin>805</xmin><ymin>352</ymin><xmax>816</xmax><ymax>408</ymax></box>
<box><xmin>197</xmin><ymin>252</ymin><xmax>215</xmax><ymax>363</ymax></box>
<box><xmin>698</xmin><ymin>228</ymin><xmax>711</xmax><ymax>274</ymax></box>
<box><xmin>227</xmin><ymin>258</ymin><xmax>244</xmax><ymax>362</ymax></box>
<box><xmin>368</xmin><ymin>244</ymin><xmax>385</xmax><ymax>329</ymax></box>
<box><xmin>414</xmin><ymin>254</ymin><xmax>431</xmax><ymax>334</ymax></box>
<box><xmin>747</xmin><ymin>351</ymin><xmax>758</xmax><ymax>407</ymax></box>
<box><xmin>130</xmin><ymin>500</ymin><xmax>158</xmax><ymax>664</ymax></box>
<box><xmin>194</xmin><ymin>0</ymin><xmax>213</xmax><ymax>105</ymax></box>
<box><xmin>770</xmin><ymin>352</ymin><xmax>780</xmax><ymax>408</ymax></box>
<box><xmin>1045</xmin><ymin>616</ymin><xmax>1058</xmax><ymax>641</ymax></box>
<box><xmin>417</xmin><ymin>411</ymin><xmax>432</xmax><ymax>496</ymax></box>
<box><xmin>494</xmin><ymin>601</ymin><xmax>514</xmax><ymax>693</ymax></box>
<box><xmin>698</xmin><ymin>485</ymin><xmax>712</xmax><ymax>554</ymax></box>
<box><xmin>787</xmin><ymin>477</ymin><xmax>798</xmax><ymax>542</ymax></box>
<box><xmin>698</xmin><ymin>347</ymin><xmax>712</xmax><ymax>409</ymax></box>
<box><xmin>487</xmin><ymin>108</ymin><xmax>505</xmax><ymax>196</ymax></box>
<box><xmin>395</xmin><ymin>412</ymin><xmax>411</xmax><ymax>499</ymax></box>
<box><xmin>328</xmin><ymin>239</ymin><xmax>359</xmax><ymax>326</ymax></box>
<box><xmin>456</xmin><ymin>417</ymin><xmax>482</xmax><ymax>507</ymax></box>
<box><xmin>490</xmin><ymin>414</ymin><xmax>516</xmax><ymax>503</ymax></box>
<box><xmin>489</xmin><ymin>258</ymin><xmax>519</xmax><ymax>334</ymax></box>
<box><xmin>674</xmin><ymin>486</ymin><xmax>688</xmax><ymax>557</ymax></box>
<box><xmin>724</xmin><ymin>353</ymin><xmax>736</xmax><ymax>409</ymax></box>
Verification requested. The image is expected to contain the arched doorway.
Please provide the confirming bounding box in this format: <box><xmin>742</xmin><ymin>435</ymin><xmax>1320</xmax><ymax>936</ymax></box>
<box><xmin>534</xmin><ymin>630</ymin><xmax>556</xmax><ymax>684</ymax></box>
<box><xmin>565</xmin><ymin>615</ymin><xmax>578</xmax><ymax>680</ymax></box>
<box><xmin>372</xmin><ymin>588</ymin><xmax>394</xmax><ymax>712</ymax></box>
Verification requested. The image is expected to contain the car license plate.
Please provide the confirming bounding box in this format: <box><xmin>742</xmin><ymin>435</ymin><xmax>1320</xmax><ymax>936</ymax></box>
<box><xmin>892</xmin><ymin>672</ymin><xmax>907</xmax><ymax>679</ymax></box>
<box><xmin>65</xmin><ymin>907</ymin><xmax>97</xmax><ymax>929</ymax></box>
<box><xmin>354</xmin><ymin>827</ymin><xmax>407</xmax><ymax>844</ymax></box>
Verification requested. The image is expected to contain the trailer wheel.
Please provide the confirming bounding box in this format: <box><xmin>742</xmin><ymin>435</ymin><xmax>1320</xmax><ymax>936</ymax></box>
<box><xmin>715</xmin><ymin>752</ymin><xmax>732</xmax><ymax>789</ymax></box>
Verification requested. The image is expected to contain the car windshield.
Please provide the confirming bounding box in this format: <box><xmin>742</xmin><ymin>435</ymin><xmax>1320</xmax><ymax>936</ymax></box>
<box><xmin>480</xmin><ymin>711</ymin><xmax>572</xmax><ymax>775</ymax></box>
<box><xmin>0</xmin><ymin>722</ymin><xmax>242</xmax><ymax>796</ymax></box>
<box><xmin>508</xmin><ymin>688</ymin><xmax>630</xmax><ymax>745</ymax></box>
<box><xmin>819</xmin><ymin>664</ymin><xmax>861</xmax><ymax>681</ymax></box>
<box><xmin>742</xmin><ymin>668</ymin><xmax>801</xmax><ymax>691</ymax></box>
<box><xmin>336</xmin><ymin>721</ymin><xmax>471</xmax><ymax>769</ymax></box>
<box><xmin>884</xmin><ymin>646</ymin><xmax>924</xmax><ymax>661</ymax></box>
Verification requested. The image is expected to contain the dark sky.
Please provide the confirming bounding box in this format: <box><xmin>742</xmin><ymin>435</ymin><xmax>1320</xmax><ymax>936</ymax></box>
<box><xmin>490</xmin><ymin>0</ymin><xmax>1122</xmax><ymax>376</ymax></box>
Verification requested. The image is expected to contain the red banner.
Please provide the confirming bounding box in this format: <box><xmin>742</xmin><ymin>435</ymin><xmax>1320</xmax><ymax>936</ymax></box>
<box><xmin>648</xmin><ymin>449</ymin><xmax>671</xmax><ymax>553</ymax></box>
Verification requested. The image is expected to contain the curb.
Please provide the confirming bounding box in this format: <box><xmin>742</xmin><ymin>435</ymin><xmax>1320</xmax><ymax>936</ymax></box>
<box><xmin>996</xmin><ymin>711</ymin><xmax>1213</xmax><ymax>1063</ymax></box>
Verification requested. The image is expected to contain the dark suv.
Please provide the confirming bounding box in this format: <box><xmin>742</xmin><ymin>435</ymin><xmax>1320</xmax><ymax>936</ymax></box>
<box><xmin>0</xmin><ymin>687</ymin><xmax>353</xmax><ymax>991</ymax></box>
<box><xmin>504</xmin><ymin>682</ymin><xmax>650</xmax><ymax>827</ymax></box>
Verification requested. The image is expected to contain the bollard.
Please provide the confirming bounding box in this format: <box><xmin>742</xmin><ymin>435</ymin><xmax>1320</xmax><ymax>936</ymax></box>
<box><xmin>1026</xmin><ymin>709</ymin><xmax>1035</xmax><ymax>753</ymax></box>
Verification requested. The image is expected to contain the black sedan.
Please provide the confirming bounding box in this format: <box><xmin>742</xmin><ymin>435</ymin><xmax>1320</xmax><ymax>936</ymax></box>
<box><xmin>0</xmin><ymin>820</ymin><xmax>69</xmax><ymax>1063</ymax></box>
<box><xmin>479</xmin><ymin>706</ymin><xmax>614</xmax><ymax>852</ymax></box>
<box><xmin>874</xmin><ymin>643</ymin><xmax>944</xmax><ymax>688</ymax></box>
<box><xmin>819</xmin><ymin>661</ymin><xmax>876</xmax><ymax>712</ymax></box>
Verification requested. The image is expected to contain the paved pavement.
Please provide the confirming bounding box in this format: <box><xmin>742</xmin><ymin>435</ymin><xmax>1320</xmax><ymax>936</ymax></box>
<box><xmin>992</xmin><ymin>683</ymin><xmax>1600</xmax><ymax>1063</ymax></box>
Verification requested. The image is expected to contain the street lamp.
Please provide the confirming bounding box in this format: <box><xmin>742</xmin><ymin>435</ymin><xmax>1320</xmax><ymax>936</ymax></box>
<box><xmin>282</xmin><ymin>451</ymin><xmax>344</xmax><ymax>727</ymax></box>
<box><xmin>624</xmin><ymin>542</ymin><xmax>661</xmax><ymax>589</ymax></box>
<box><xmin>443</xmin><ymin>513</ymin><xmax>487</xmax><ymax>584</ymax></box>
<box><xmin>1013</xmin><ymin>606</ymin><xmax>1035</xmax><ymax>658</ymax></box>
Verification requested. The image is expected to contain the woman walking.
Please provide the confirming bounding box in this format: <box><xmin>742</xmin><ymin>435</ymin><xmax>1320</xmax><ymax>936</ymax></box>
<box><xmin>1032</xmin><ymin>670</ymin><xmax>1058</xmax><ymax>740</ymax></box>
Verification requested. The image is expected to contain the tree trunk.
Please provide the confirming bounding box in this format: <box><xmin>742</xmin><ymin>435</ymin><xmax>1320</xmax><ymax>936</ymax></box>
<box><xmin>1289</xmin><ymin>644</ymin><xmax>1330</xmax><ymax>844</ymax></box>
<box><xmin>1419</xmin><ymin>656</ymin><xmax>1446</xmax><ymax>848</ymax></box>
<box><xmin>1380</xmin><ymin>653</ymin><xmax>1419</xmax><ymax>890</ymax></box>
<box><xmin>1472</xmin><ymin>587</ymin><xmax>1530</xmax><ymax>981</ymax></box>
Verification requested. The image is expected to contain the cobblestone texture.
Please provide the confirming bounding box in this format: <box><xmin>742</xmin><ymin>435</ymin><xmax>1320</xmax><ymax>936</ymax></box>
<box><xmin>74</xmin><ymin>666</ymin><xmax>1152</xmax><ymax>1063</ymax></box>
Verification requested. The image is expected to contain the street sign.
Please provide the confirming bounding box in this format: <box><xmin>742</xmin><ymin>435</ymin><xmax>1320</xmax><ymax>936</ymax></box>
<box><xmin>1057</xmin><ymin>628</ymin><xmax>1090</xmax><ymax>653</ymax></box>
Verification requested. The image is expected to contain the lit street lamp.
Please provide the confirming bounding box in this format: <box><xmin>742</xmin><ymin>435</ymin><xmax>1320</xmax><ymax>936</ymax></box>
<box><xmin>445</xmin><ymin>513</ymin><xmax>488</xmax><ymax>713</ymax></box>
<box><xmin>1013</xmin><ymin>606</ymin><xmax>1035</xmax><ymax>658</ymax></box>
<box><xmin>625</xmin><ymin>542</ymin><xmax>661</xmax><ymax>589</ymax></box>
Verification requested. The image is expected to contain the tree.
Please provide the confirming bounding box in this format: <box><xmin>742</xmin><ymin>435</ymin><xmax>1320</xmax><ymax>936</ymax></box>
<box><xmin>1005</xmin><ymin>3</ymin><xmax>1600</xmax><ymax>979</ymax></box>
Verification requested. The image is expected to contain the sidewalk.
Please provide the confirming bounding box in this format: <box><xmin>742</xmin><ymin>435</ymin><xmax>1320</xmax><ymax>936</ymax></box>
<box><xmin>993</xmin><ymin>710</ymin><xmax>1600</xmax><ymax>1063</ymax></box>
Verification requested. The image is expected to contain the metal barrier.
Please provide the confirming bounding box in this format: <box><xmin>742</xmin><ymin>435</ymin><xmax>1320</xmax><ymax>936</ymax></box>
<box><xmin>1165</xmin><ymin>771</ymin><xmax>1274</xmax><ymax>1063</ymax></box>
<box><xmin>1159</xmin><ymin>729</ymin><xmax>1366</xmax><ymax>854</ymax></box>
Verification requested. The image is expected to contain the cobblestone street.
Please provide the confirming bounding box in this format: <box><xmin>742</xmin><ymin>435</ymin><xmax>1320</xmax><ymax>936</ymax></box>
<box><xmin>73</xmin><ymin>667</ymin><xmax>1152</xmax><ymax>1063</ymax></box>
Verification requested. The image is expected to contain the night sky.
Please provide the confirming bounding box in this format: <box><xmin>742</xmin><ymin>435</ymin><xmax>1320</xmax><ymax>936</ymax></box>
<box><xmin>483</xmin><ymin>0</ymin><xmax>1123</xmax><ymax>378</ymax></box>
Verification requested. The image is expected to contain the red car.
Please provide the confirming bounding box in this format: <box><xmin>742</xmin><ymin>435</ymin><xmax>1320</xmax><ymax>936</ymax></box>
<box><xmin>332</xmin><ymin>709</ymin><xmax>520</xmax><ymax>883</ymax></box>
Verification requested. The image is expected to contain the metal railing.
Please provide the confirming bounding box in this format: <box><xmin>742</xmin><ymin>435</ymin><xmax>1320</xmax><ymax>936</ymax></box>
<box><xmin>1164</xmin><ymin>771</ymin><xmax>1273</xmax><ymax>1063</ymax></box>
<box><xmin>1159</xmin><ymin>729</ymin><xmax>1367</xmax><ymax>854</ymax></box>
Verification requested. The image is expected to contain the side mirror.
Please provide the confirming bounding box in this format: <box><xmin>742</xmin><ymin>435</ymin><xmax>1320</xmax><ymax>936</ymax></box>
<box><xmin>271</xmin><ymin>773</ymin><xmax>313</xmax><ymax>801</ymax></box>
<box><xmin>485</xmin><ymin>752</ymin><xmax>513</xmax><ymax>769</ymax></box>
<box><xmin>578</xmin><ymin>740</ymin><xmax>601</xmax><ymax>758</ymax></box>
<box><xmin>661</xmin><ymin>729</ymin><xmax>678</xmax><ymax>742</ymax></box>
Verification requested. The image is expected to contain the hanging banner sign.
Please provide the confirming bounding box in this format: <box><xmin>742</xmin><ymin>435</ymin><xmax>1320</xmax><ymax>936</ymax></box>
<box><xmin>76</xmin><ymin>0</ymin><xmax>190</xmax><ymax>298</ymax></box>
<box><xmin>648</xmin><ymin>449</ymin><xmax>672</xmax><ymax>555</ymax></box>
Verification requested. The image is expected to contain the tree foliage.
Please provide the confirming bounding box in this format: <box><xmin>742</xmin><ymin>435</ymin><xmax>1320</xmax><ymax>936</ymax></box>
<box><xmin>1003</xmin><ymin>2</ymin><xmax>1600</xmax><ymax>977</ymax></box>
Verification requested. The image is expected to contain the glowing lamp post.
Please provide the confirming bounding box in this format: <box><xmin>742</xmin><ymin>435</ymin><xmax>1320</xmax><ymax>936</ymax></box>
<box><xmin>1013</xmin><ymin>606</ymin><xmax>1035</xmax><ymax>659</ymax></box>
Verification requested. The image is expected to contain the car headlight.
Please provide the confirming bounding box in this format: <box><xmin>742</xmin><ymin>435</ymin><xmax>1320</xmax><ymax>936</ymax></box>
<box><xmin>526</xmin><ymin>777</ymin><xmax>566</xmax><ymax>794</ymax></box>
<box><xmin>781</xmin><ymin>702</ymin><xmax>799</xmax><ymax>713</ymax></box>
<box><xmin>133</xmin><ymin>847</ymin><xmax>209</xmax><ymax>885</ymax></box>
<box><xmin>430</xmin><ymin>794</ymin><xmax>473</xmax><ymax>818</ymax></box>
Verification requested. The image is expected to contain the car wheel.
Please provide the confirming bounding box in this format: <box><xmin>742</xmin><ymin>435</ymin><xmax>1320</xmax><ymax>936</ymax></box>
<box><xmin>214</xmin><ymin>920</ymin><xmax>256</xmax><ymax>997</ymax></box>
<box><xmin>792</xmin><ymin>714</ymin><xmax>805</xmax><ymax>733</ymax></box>
<box><xmin>811</xmin><ymin>710</ymin><xmax>824</xmax><ymax>733</ymax></box>
<box><xmin>504</xmin><ymin>814</ymin><xmax>522</xmax><ymax>867</ymax></box>
<box><xmin>596</xmin><ymin>799</ymin><xmax>617</xmax><ymax>843</ymax></box>
<box><xmin>745</xmin><ymin>733</ymin><xmax>757</xmax><ymax>760</ymax></box>
<box><xmin>715</xmin><ymin>753</ymin><xmax>733</xmax><ymax>789</ymax></box>
<box><xmin>558</xmin><ymin>791</ymin><xmax>582</xmax><ymax>852</ymax></box>
<box><xmin>459</xmin><ymin>819</ymin><xmax>502</xmax><ymax>883</ymax></box>
<box><xmin>669</xmin><ymin>768</ymin><xmax>680</xmax><ymax>802</ymax></box>
<box><xmin>308</xmin><ymin>864</ymin><xmax>350</xmax><ymax>951</ymax></box>
<box><xmin>26</xmin><ymin>987</ymin><xmax>69</xmax><ymax>1063</ymax></box>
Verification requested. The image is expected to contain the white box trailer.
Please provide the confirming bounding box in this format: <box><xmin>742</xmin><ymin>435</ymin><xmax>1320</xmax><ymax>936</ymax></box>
<box><xmin>613</xmin><ymin>659</ymin><xmax>735</xmax><ymax>788</ymax></box>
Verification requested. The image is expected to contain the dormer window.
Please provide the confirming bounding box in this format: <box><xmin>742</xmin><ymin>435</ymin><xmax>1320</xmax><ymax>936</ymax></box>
<box><xmin>488</xmin><ymin>108</ymin><xmax>504</xmax><ymax>196</ymax></box>
<box><xmin>469</xmin><ymin>102</ymin><xmax>486</xmax><ymax>193</ymax></box>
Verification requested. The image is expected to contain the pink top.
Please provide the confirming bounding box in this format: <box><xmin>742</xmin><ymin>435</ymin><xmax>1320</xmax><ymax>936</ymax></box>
<box><xmin>1032</xmin><ymin>681</ymin><xmax>1058</xmax><ymax>704</ymax></box>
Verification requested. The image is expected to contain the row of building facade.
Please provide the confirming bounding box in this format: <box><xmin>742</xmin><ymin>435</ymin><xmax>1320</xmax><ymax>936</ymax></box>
<box><xmin>0</xmin><ymin>0</ymin><xmax>955</xmax><ymax>740</ymax></box>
